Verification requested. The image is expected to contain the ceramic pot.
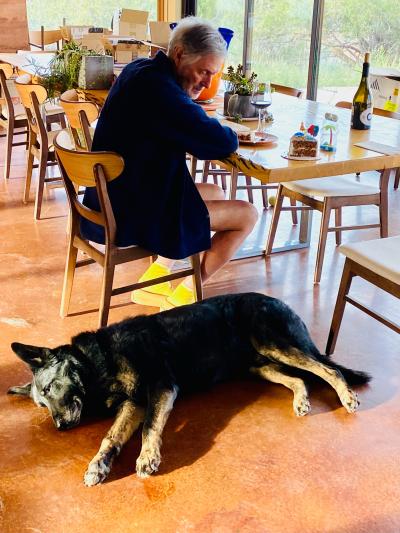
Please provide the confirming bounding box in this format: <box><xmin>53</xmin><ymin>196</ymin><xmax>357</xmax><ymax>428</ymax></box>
<box><xmin>223</xmin><ymin>92</ymin><xmax>258</xmax><ymax>118</ymax></box>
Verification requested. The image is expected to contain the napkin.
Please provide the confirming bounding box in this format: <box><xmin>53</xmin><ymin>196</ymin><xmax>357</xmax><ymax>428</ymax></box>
<box><xmin>218</xmin><ymin>119</ymin><xmax>251</xmax><ymax>133</ymax></box>
<box><xmin>354</xmin><ymin>141</ymin><xmax>400</xmax><ymax>155</ymax></box>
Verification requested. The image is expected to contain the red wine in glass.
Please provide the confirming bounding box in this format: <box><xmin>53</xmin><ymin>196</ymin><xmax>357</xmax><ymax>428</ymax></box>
<box><xmin>251</xmin><ymin>82</ymin><xmax>272</xmax><ymax>136</ymax></box>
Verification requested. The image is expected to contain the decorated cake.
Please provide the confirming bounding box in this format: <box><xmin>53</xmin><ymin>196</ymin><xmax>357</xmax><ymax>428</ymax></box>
<box><xmin>288</xmin><ymin>123</ymin><xmax>319</xmax><ymax>158</ymax></box>
<box><xmin>238</xmin><ymin>131</ymin><xmax>252</xmax><ymax>141</ymax></box>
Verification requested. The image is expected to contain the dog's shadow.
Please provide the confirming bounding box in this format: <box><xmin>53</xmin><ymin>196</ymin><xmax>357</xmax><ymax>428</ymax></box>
<box><xmin>111</xmin><ymin>379</ymin><xmax>265</xmax><ymax>481</ymax></box>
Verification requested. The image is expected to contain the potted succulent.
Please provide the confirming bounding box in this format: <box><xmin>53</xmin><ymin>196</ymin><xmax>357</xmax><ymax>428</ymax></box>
<box><xmin>223</xmin><ymin>64</ymin><xmax>258</xmax><ymax>119</ymax></box>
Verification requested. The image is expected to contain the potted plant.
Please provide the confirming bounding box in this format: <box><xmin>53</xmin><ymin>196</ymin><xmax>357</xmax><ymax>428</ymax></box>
<box><xmin>223</xmin><ymin>64</ymin><xmax>258</xmax><ymax>119</ymax></box>
<box><xmin>30</xmin><ymin>41</ymin><xmax>114</xmax><ymax>99</ymax></box>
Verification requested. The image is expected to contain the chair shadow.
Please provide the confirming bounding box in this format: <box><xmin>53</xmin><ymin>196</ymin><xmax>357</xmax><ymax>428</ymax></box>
<box><xmin>109</xmin><ymin>378</ymin><xmax>265</xmax><ymax>482</ymax></box>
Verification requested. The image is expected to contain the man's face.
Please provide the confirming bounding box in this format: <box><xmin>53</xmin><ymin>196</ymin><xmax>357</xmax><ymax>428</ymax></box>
<box><xmin>174</xmin><ymin>51</ymin><xmax>224</xmax><ymax>100</ymax></box>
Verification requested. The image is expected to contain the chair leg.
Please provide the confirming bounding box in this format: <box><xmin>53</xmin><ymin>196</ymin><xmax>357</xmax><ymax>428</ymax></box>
<box><xmin>211</xmin><ymin>163</ymin><xmax>218</xmax><ymax>185</ymax></box>
<box><xmin>4</xmin><ymin>118</ymin><xmax>13</xmax><ymax>180</ymax></box>
<box><xmin>202</xmin><ymin>160</ymin><xmax>210</xmax><ymax>183</ymax></box>
<box><xmin>245</xmin><ymin>175</ymin><xmax>254</xmax><ymax>203</ymax></box>
<box><xmin>60</xmin><ymin>242</ymin><xmax>78</xmax><ymax>318</ymax></box>
<box><xmin>34</xmin><ymin>150</ymin><xmax>48</xmax><ymax>220</ymax></box>
<box><xmin>24</xmin><ymin>148</ymin><xmax>35</xmax><ymax>204</ymax></box>
<box><xmin>261</xmin><ymin>186</ymin><xmax>268</xmax><ymax>209</ymax></box>
<box><xmin>190</xmin><ymin>156</ymin><xmax>198</xmax><ymax>180</ymax></box>
<box><xmin>335</xmin><ymin>207</ymin><xmax>342</xmax><ymax>246</ymax></box>
<box><xmin>325</xmin><ymin>259</ymin><xmax>354</xmax><ymax>355</ymax></box>
<box><xmin>290</xmin><ymin>197</ymin><xmax>298</xmax><ymax>224</ymax></box>
<box><xmin>394</xmin><ymin>168</ymin><xmax>400</xmax><ymax>190</ymax></box>
<box><xmin>314</xmin><ymin>199</ymin><xmax>332</xmax><ymax>283</ymax></box>
<box><xmin>265</xmin><ymin>184</ymin><xmax>285</xmax><ymax>255</ymax></box>
<box><xmin>379</xmin><ymin>186</ymin><xmax>389</xmax><ymax>238</ymax></box>
<box><xmin>229</xmin><ymin>169</ymin><xmax>238</xmax><ymax>200</ymax></box>
<box><xmin>98</xmin><ymin>261</ymin><xmax>115</xmax><ymax>328</ymax></box>
<box><xmin>220</xmin><ymin>173</ymin><xmax>227</xmax><ymax>191</ymax></box>
<box><xmin>191</xmin><ymin>253</ymin><xmax>203</xmax><ymax>302</ymax></box>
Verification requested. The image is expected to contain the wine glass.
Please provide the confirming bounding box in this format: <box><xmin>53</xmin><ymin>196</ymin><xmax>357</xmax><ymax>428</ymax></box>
<box><xmin>251</xmin><ymin>81</ymin><xmax>272</xmax><ymax>136</ymax></box>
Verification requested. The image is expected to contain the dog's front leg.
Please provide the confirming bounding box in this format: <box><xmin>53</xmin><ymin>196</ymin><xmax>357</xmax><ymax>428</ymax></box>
<box><xmin>136</xmin><ymin>384</ymin><xmax>178</xmax><ymax>478</ymax></box>
<box><xmin>84</xmin><ymin>400</ymin><xmax>144</xmax><ymax>486</ymax></box>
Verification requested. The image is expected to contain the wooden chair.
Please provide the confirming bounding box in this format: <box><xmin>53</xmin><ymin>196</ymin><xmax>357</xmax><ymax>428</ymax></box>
<box><xmin>336</xmin><ymin>101</ymin><xmax>400</xmax><ymax>189</ymax></box>
<box><xmin>265</xmin><ymin>170</ymin><xmax>390</xmax><ymax>283</ymax></box>
<box><xmin>271</xmin><ymin>83</ymin><xmax>303</xmax><ymax>99</ymax></box>
<box><xmin>29</xmin><ymin>27</ymin><xmax>62</xmax><ymax>51</ymax></box>
<box><xmin>0</xmin><ymin>65</ymin><xmax>28</xmax><ymax>180</ymax></box>
<box><xmin>15</xmin><ymin>79</ymin><xmax>63</xmax><ymax>219</ymax></box>
<box><xmin>54</xmin><ymin>130</ymin><xmax>203</xmax><ymax>328</ymax></box>
<box><xmin>326</xmin><ymin>235</ymin><xmax>400</xmax><ymax>355</ymax></box>
<box><xmin>60</xmin><ymin>89</ymin><xmax>99</xmax><ymax>151</ymax></box>
<box><xmin>201</xmin><ymin>84</ymin><xmax>304</xmax><ymax>209</ymax></box>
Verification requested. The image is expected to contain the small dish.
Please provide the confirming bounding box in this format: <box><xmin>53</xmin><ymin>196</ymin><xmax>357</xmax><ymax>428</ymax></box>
<box><xmin>239</xmin><ymin>132</ymin><xmax>278</xmax><ymax>145</ymax></box>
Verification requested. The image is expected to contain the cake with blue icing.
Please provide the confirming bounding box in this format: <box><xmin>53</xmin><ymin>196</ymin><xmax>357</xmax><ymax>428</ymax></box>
<box><xmin>288</xmin><ymin>123</ymin><xmax>319</xmax><ymax>158</ymax></box>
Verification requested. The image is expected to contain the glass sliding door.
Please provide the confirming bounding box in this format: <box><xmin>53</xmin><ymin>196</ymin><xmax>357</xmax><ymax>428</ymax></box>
<box><xmin>318</xmin><ymin>0</ymin><xmax>400</xmax><ymax>105</ymax></box>
<box><xmin>196</xmin><ymin>0</ymin><xmax>245</xmax><ymax>69</ymax></box>
<box><xmin>251</xmin><ymin>0</ymin><xmax>313</xmax><ymax>93</ymax></box>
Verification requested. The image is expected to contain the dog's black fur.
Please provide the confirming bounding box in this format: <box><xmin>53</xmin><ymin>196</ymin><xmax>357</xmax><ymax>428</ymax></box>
<box><xmin>8</xmin><ymin>292</ymin><xmax>370</xmax><ymax>486</ymax></box>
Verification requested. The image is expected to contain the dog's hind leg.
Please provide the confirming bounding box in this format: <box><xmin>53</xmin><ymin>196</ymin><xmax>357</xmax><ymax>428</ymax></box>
<box><xmin>136</xmin><ymin>384</ymin><xmax>178</xmax><ymax>478</ymax></box>
<box><xmin>84</xmin><ymin>400</ymin><xmax>144</xmax><ymax>487</ymax></box>
<box><xmin>251</xmin><ymin>364</ymin><xmax>311</xmax><ymax>416</ymax></box>
<box><xmin>253</xmin><ymin>341</ymin><xmax>359</xmax><ymax>413</ymax></box>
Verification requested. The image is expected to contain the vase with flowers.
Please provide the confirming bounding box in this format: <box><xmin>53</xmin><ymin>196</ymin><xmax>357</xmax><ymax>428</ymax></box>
<box><xmin>223</xmin><ymin>64</ymin><xmax>258</xmax><ymax>120</ymax></box>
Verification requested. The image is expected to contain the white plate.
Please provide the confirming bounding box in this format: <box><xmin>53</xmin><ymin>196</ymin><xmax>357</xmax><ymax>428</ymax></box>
<box><xmin>281</xmin><ymin>151</ymin><xmax>321</xmax><ymax>161</ymax></box>
<box><xmin>239</xmin><ymin>133</ymin><xmax>278</xmax><ymax>146</ymax></box>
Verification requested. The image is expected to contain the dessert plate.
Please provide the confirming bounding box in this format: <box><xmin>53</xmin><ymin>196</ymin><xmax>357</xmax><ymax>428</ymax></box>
<box><xmin>239</xmin><ymin>133</ymin><xmax>278</xmax><ymax>146</ymax></box>
<box><xmin>281</xmin><ymin>151</ymin><xmax>321</xmax><ymax>161</ymax></box>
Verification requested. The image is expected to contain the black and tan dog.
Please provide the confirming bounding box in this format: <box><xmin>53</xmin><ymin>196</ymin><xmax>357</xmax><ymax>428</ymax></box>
<box><xmin>8</xmin><ymin>292</ymin><xmax>370</xmax><ymax>486</ymax></box>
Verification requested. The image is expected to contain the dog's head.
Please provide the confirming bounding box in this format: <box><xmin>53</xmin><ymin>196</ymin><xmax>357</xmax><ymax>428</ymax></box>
<box><xmin>9</xmin><ymin>342</ymin><xmax>86</xmax><ymax>430</ymax></box>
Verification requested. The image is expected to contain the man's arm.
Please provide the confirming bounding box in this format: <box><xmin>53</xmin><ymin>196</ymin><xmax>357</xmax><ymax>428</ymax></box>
<box><xmin>142</xmin><ymin>74</ymin><xmax>238</xmax><ymax>161</ymax></box>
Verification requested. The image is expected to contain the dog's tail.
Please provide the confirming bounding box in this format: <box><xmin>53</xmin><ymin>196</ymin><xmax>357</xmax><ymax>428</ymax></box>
<box><xmin>316</xmin><ymin>352</ymin><xmax>371</xmax><ymax>386</ymax></box>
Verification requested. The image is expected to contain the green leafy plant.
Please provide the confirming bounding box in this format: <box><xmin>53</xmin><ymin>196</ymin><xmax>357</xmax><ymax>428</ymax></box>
<box><xmin>29</xmin><ymin>41</ymin><xmax>112</xmax><ymax>99</ymax></box>
<box><xmin>223</xmin><ymin>64</ymin><xmax>257</xmax><ymax>95</ymax></box>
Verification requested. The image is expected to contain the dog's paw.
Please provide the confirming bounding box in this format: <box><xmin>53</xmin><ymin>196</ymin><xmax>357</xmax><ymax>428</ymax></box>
<box><xmin>136</xmin><ymin>448</ymin><xmax>161</xmax><ymax>478</ymax></box>
<box><xmin>293</xmin><ymin>395</ymin><xmax>311</xmax><ymax>417</ymax></box>
<box><xmin>341</xmin><ymin>388</ymin><xmax>359</xmax><ymax>413</ymax></box>
<box><xmin>83</xmin><ymin>460</ymin><xmax>110</xmax><ymax>486</ymax></box>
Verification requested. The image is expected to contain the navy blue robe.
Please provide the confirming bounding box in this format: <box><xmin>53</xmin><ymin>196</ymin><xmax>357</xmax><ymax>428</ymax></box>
<box><xmin>81</xmin><ymin>51</ymin><xmax>238</xmax><ymax>259</ymax></box>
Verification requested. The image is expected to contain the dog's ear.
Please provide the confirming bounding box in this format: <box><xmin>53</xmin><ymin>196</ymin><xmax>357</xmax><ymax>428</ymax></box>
<box><xmin>7</xmin><ymin>382</ymin><xmax>32</xmax><ymax>396</ymax></box>
<box><xmin>11</xmin><ymin>342</ymin><xmax>49</xmax><ymax>369</ymax></box>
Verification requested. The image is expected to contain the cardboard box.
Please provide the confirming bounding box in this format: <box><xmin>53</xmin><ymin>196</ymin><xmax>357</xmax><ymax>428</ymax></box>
<box><xmin>112</xmin><ymin>9</ymin><xmax>149</xmax><ymax>41</ymax></box>
<box><xmin>81</xmin><ymin>33</ymin><xmax>113</xmax><ymax>55</ymax></box>
<box><xmin>370</xmin><ymin>67</ymin><xmax>400</xmax><ymax>112</ymax></box>
<box><xmin>114</xmin><ymin>41</ymin><xmax>150</xmax><ymax>63</ymax></box>
<box><xmin>148</xmin><ymin>21</ymin><xmax>170</xmax><ymax>57</ymax></box>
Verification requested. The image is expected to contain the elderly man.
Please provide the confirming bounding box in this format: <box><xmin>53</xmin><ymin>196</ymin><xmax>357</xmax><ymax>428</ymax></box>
<box><xmin>82</xmin><ymin>17</ymin><xmax>257</xmax><ymax>310</ymax></box>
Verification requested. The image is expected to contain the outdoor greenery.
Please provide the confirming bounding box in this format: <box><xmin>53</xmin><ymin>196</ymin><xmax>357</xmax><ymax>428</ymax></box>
<box><xmin>26</xmin><ymin>0</ymin><xmax>400</xmax><ymax>94</ymax></box>
<box><xmin>26</xmin><ymin>0</ymin><xmax>157</xmax><ymax>30</ymax></box>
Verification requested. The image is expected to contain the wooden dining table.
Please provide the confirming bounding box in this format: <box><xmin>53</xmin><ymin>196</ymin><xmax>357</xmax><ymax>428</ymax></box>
<box><xmin>209</xmin><ymin>93</ymin><xmax>400</xmax><ymax>257</ymax></box>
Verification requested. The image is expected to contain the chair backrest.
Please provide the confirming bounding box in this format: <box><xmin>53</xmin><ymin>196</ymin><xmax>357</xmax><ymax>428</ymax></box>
<box><xmin>0</xmin><ymin>68</ymin><xmax>14</xmax><ymax>121</ymax></box>
<box><xmin>335</xmin><ymin>100</ymin><xmax>400</xmax><ymax>120</ymax></box>
<box><xmin>29</xmin><ymin>27</ymin><xmax>62</xmax><ymax>50</ymax></box>
<box><xmin>271</xmin><ymin>83</ymin><xmax>303</xmax><ymax>98</ymax></box>
<box><xmin>60</xmin><ymin>89</ymin><xmax>99</xmax><ymax>150</ymax></box>
<box><xmin>54</xmin><ymin>130</ymin><xmax>124</xmax><ymax>244</ymax></box>
<box><xmin>15</xmin><ymin>78</ymin><xmax>48</xmax><ymax>142</ymax></box>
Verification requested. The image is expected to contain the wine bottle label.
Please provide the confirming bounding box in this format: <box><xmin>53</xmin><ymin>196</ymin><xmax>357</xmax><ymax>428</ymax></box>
<box><xmin>360</xmin><ymin>108</ymin><xmax>372</xmax><ymax>126</ymax></box>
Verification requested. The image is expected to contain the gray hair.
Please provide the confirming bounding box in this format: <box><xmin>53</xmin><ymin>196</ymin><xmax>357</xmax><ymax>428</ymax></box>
<box><xmin>167</xmin><ymin>17</ymin><xmax>227</xmax><ymax>61</ymax></box>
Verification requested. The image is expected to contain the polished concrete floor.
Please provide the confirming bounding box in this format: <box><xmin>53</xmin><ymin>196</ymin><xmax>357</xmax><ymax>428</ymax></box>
<box><xmin>1</xmin><ymin>138</ymin><xmax>400</xmax><ymax>533</ymax></box>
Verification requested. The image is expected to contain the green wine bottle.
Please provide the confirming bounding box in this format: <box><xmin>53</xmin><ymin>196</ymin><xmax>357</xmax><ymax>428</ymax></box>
<box><xmin>351</xmin><ymin>52</ymin><xmax>373</xmax><ymax>130</ymax></box>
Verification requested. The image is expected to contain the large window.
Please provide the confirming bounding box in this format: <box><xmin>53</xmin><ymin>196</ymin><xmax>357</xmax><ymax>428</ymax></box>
<box><xmin>196</xmin><ymin>0</ymin><xmax>244</xmax><ymax>70</ymax></box>
<box><xmin>26</xmin><ymin>0</ymin><xmax>157</xmax><ymax>30</ymax></box>
<box><xmin>318</xmin><ymin>0</ymin><xmax>400</xmax><ymax>104</ymax></box>
<box><xmin>251</xmin><ymin>0</ymin><xmax>313</xmax><ymax>91</ymax></box>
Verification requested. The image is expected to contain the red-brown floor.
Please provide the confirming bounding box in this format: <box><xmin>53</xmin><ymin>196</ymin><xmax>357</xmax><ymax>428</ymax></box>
<box><xmin>1</xmin><ymin>139</ymin><xmax>400</xmax><ymax>533</ymax></box>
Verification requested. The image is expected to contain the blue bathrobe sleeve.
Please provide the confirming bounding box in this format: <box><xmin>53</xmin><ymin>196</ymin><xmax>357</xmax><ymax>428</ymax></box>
<box><xmin>81</xmin><ymin>52</ymin><xmax>238</xmax><ymax>259</ymax></box>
